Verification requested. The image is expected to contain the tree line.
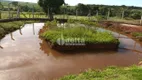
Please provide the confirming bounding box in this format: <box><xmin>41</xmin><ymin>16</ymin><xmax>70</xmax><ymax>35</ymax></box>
<box><xmin>59</xmin><ymin>3</ymin><xmax>142</xmax><ymax>19</ymax></box>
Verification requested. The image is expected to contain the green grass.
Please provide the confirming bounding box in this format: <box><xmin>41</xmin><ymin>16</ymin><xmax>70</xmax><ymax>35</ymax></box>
<box><xmin>108</xmin><ymin>17</ymin><xmax>140</xmax><ymax>25</ymax></box>
<box><xmin>132</xmin><ymin>32</ymin><xmax>142</xmax><ymax>41</ymax></box>
<box><xmin>45</xmin><ymin>20</ymin><xmax>57</xmax><ymax>29</ymax></box>
<box><xmin>41</xmin><ymin>22</ymin><xmax>119</xmax><ymax>44</ymax></box>
<box><xmin>0</xmin><ymin>11</ymin><xmax>46</xmax><ymax>19</ymax></box>
<box><xmin>132</xmin><ymin>32</ymin><xmax>142</xmax><ymax>37</ymax></box>
<box><xmin>59</xmin><ymin>66</ymin><xmax>142</xmax><ymax>80</ymax></box>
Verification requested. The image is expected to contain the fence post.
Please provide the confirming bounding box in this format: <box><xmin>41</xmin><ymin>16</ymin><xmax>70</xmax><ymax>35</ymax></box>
<box><xmin>16</xmin><ymin>5</ymin><xmax>20</xmax><ymax>18</ymax></box>
<box><xmin>140</xmin><ymin>15</ymin><xmax>142</xmax><ymax>25</ymax></box>
<box><xmin>122</xmin><ymin>11</ymin><xmax>124</xmax><ymax>19</ymax></box>
<box><xmin>32</xmin><ymin>6</ymin><xmax>34</xmax><ymax>18</ymax></box>
<box><xmin>0</xmin><ymin>2</ymin><xmax>3</xmax><ymax>19</ymax></box>
<box><xmin>0</xmin><ymin>11</ymin><xmax>1</xmax><ymax>19</ymax></box>
<box><xmin>63</xmin><ymin>7</ymin><xmax>66</xmax><ymax>19</ymax></box>
<box><xmin>96</xmin><ymin>10</ymin><xmax>98</xmax><ymax>16</ymax></box>
<box><xmin>29</xmin><ymin>12</ymin><xmax>30</xmax><ymax>18</ymax></box>
<box><xmin>88</xmin><ymin>10</ymin><xmax>91</xmax><ymax>20</ymax></box>
<box><xmin>107</xmin><ymin>10</ymin><xmax>110</xmax><ymax>20</ymax></box>
<box><xmin>76</xmin><ymin>10</ymin><xmax>78</xmax><ymax>20</ymax></box>
<box><xmin>12</xmin><ymin>13</ymin><xmax>13</xmax><ymax>18</ymax></box>
<box><xmin>8</xmin><ymin>3</ymin><xmax>11</xmax><ymax>19</ymax></box>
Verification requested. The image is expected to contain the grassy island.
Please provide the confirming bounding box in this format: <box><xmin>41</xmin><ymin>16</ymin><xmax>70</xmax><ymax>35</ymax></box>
<box><xmin>41</xmin><ymin>21</ymin><xmax>119</xmax><ymax>50</ymax></box>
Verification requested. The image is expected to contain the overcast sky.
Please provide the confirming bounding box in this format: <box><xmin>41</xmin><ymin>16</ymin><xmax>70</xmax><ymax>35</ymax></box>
<box><xmin>10</xmin><ymin>0</ymin><xmax>142</xmax><ymax>7</ymax></box>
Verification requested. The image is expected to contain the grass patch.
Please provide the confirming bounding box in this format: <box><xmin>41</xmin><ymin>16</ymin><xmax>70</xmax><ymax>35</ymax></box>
<box><xmin>59</xmin><ymin>66</ymin><xmax>142</xmax><ymax>80</ymax></box>
<box><xmin>41</xmin><ymin>22</ymin><xmax>119</xmax><ymax>45</ymax></box>
<box><xmin>132</xmin><ymin>32</ymin><xmax>142</xmax><ymax>37</ymax></box>
<box><xmin>132</xmin><ymin>32</ymin><xmax>142</xmax><ymax>41</ymax></box>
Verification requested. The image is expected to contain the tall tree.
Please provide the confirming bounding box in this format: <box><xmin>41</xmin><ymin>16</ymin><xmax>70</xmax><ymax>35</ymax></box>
<box><xmin>12</xmin><ymin>2</ymin><xmax>18</xmax><ymax>11</ymax></box>
<box><xmin>38</xmin><ymin>0</ymin><xmax>65</xmax><ymax>19</ymax></box>
<box><xmin>76</xmin><ymin>3</ymin><xmax>89</xmax><ymax>16</ymax></box>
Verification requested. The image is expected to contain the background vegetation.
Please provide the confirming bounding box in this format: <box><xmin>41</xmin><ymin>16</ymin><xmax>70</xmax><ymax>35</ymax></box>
<box><xmin>1</xmin><ymin>1</ymin><xmax>142</xmax><ymax>19</ymax></box>
<box><xmin>1</xmin><ymin>1</ymin><xmax>42</xmax><ymax>12</ymax></box>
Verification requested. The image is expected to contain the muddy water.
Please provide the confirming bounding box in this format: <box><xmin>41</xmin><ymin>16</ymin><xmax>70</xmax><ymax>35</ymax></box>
<box><xmin>0</xmin><ymin>23</ymin><xmax>142</xmax><ymax>80</ymax></box>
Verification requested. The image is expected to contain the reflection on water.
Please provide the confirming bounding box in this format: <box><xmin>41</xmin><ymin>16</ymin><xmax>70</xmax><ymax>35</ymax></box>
<box><xmin>0</xmin><ymin>23</ymin><xmax>142</xmax><ymax>80</ymax></box>
<box><xmin>33</xmin><ymin>23</ymin><xmax>35</xmax><ymax>35</ymax></box>
<box><xmin>0</xmin><ymin>41</ymin><xmax>3</xmax><ymax>49</ymax></box>
<box><xmin>10</xmin><ymin>33</ymin><xmax>15</xmax><ymax>41</ymax></box>
<box><xmin>19</xmin><ymin>28</ymin><xmax>23</xmax><ymax>35</ymax></box>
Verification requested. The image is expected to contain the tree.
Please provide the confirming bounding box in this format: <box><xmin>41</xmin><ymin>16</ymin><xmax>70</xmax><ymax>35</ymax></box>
<box><xmin>130</xmin><ymin>10</ymin><xmax>142</xmax><ymax>19</ymax></box>
<box><xmin>12</xmin><ymin>2</ymin><xmax>18</xmax><ymax>7</ymax></box>
<box><xmin>12</xmin><ymin>2</ymin><xmax>18</xmax><ymax>11</ymax></box>
<box><xmin>76</xmin><ymin>3</ymin><xmax>89</xmax><ymax>16</ymax></box>
<box><xmin>38</xmin><ymin>0</ymin><xmax>65</xmax><ymax>19</ymax></box>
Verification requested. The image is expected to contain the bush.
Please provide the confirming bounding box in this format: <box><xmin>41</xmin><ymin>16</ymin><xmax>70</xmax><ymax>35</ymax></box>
<box><xmin>95</xmin><ymin>15</ymin><xmax>106</xmax><ymax>21</ymax></box>
<box><xmin>45</xmin><ymin>20</ymin><xmax>58</xmax><ymax>29</ymax></box>
<box><xmin>130</xmin><ymin>11</ymin><xmax>142</xmax><ymax>19</ymax></box>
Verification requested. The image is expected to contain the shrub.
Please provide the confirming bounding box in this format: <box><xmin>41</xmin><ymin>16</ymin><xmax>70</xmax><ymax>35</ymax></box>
<box><xmin>45</xmin><ymin>20</ymin><xmax>58</xmax><ymax>29</ymax></box>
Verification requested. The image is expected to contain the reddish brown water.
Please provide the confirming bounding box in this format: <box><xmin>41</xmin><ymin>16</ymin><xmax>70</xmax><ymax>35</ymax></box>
<box><xmin>0</xmin><ymin>23</ymin><xmax>142</xmax><ymax>80</ymax></box>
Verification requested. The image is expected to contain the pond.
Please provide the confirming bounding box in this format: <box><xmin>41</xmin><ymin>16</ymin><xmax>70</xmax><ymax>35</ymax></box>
<box><xmin>0</xmin><ymin>23</ymin><xmax>142</xmax><ymax>80</ymax></box>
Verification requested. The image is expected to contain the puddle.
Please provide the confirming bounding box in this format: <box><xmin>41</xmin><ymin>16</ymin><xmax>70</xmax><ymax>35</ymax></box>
<box><xmin>0</xmin><ymin>23</ymin><xmax>142</xmax><ymax>80</ymax></box>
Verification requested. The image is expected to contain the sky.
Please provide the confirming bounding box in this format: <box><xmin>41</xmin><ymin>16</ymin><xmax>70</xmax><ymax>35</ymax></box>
<box><xmin>10</xmin><ymin>0</ymin><xmax>142</xmax><ymax>7</ymax></box>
